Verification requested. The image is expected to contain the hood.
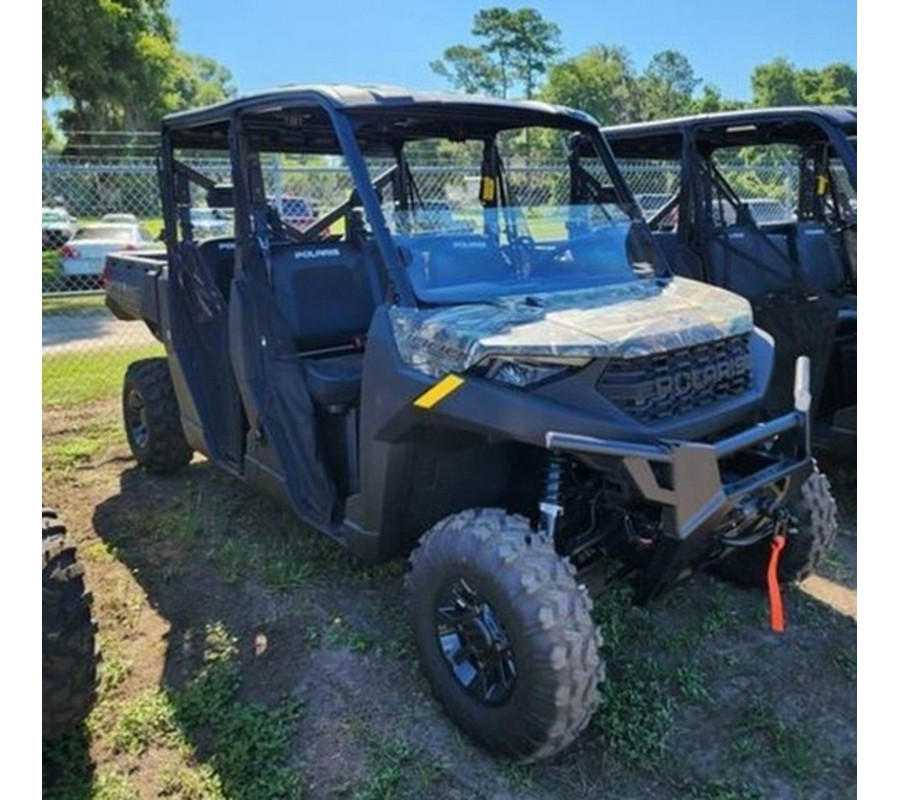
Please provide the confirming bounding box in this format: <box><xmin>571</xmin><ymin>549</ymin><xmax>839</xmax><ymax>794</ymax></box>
<box><xmin>390</xmin><ymin>277</ymin><xmax>753</xmax><ymax>378</ymax></box>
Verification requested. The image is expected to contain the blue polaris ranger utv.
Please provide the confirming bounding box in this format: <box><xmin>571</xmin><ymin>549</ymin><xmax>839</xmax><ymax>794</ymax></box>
<box><xmin>104</xmin><ymin>86</ymin><xmax>836</xmax><ymax>761</ymax></box>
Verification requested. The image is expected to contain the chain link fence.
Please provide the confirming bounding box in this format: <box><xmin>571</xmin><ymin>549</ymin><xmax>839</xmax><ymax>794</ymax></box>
<box><xmin>42</xmin><ymin>153</ymin><xmax>809</xmax><ymax>404</ymax></box>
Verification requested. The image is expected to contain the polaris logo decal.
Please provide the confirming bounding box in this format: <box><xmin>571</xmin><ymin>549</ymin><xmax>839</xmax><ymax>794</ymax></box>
<box><xmin>655</xmin><ymin>353</ymin><xmax>751</xmax><ymax>399</ymax></box>
<box><xmin>294</xmin><ymin>248</ymin><xmax>341</xmax><ymax>260</ymax></box>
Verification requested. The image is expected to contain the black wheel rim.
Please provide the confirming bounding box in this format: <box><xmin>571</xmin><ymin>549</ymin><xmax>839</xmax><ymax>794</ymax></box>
<box><xmin>434</xmin><ymin>577</ymin><xmax>517</xmax><ymax>705</ymax></box>
<box><xmin>125</xmin><ymin>389</ymin><xmax>149</xmax><ymax>448</ymax></box>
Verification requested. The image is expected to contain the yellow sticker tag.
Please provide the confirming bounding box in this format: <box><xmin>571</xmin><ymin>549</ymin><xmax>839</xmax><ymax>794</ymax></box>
<box><xmin>816</xmin><ymin>174</ymin><xmax>829</xmax><ymax>195</ymax></box>
<box><xmin>480</xmin><ymin>176</ymin><xmax>496</xmax><ymax>203</ymax></box>
<box><xmin>413</xmin><ymin>374</ymin><xmax>465</xmax><ymax>409</ymax></box>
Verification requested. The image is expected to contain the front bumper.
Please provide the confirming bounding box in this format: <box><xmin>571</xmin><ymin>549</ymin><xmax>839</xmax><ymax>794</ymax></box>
<box><xmin>546</xmin><ymin>408</ymin><xmax>811</xmax><ymax>542</ymax></box>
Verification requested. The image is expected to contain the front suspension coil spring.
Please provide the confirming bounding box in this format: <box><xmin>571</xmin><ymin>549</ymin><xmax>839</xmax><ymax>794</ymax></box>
<box><xmin>539</xmin><ymin>453</ymin><xmax>568</xmax><ymax>539</ymax></box>
<box><xmin>542</xmin><ymin>453</ymin><xmax>568</xmax><ymax>508</ymax></box>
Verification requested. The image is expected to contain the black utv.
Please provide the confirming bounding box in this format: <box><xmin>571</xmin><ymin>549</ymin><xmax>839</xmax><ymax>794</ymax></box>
<box><xmin>602</xmin><ymin>108</ymin><xmax>856</xmax><ymax>457</ymax></box>
<box><xmin>104</xmin><ymin>86</ymin><xmax>837</xmax><ymax>762</ymax></box>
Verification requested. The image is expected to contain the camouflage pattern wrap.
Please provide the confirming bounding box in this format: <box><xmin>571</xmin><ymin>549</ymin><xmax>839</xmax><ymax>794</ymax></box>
<box><xmin>390</xmin><ymin>277</ymin><xmax>754</xmax><ymax>379</ymax></box>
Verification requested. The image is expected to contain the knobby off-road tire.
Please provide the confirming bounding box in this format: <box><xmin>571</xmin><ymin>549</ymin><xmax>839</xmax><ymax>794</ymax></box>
<box><xmin>43</xmin><ymin>509</ymin><xmax>98</xmax><ymax>740</ymax></box>
<box><xmin>406</xmin><ymin>509</ymin><xmax>604</xmax><ymax>762</ymax></box>
<box><xmin>123</xmin><ymin>358</ymin><xmax>193</xmax><ymax>473</ymax></box>
<box><xmin>711</xmin><ymin>467</ymin><xmax>838</xmax><ymax>588</ymax></box>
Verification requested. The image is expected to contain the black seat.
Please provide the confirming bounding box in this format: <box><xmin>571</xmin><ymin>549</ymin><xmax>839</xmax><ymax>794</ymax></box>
<box><xmin>197</xmin><ymin>237</ymin><xmax>236</xmax><ymax>297</ymax></box>
<box><xmin>794</xmin><ymin>222</ymin><xmax>845</xmax><ymax>292</ymax></box>
<box><xmin>270</xmin><ymin>242</ymin><xmax>376</xmax><ymax>352</ymax></box>
<box><xmin>705</xmin><ymin>226</ymin><xmax>795</xmax><ymax>298</ymax></box>
<box><xmin>269</xmin><ymin>242</ymin><xmax>379</xmax><ymax>408</ymax></box>
<box><xmin>301</xmin><ymin>354</ymin><xmax>364</xmax><ymax>408</ymax></box>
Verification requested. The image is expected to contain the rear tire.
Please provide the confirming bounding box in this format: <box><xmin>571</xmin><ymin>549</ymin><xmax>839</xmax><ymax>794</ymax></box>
<box><xmin>43</xmin><ymin>509</ymin><xmax>98</xmax><ymax>740</ymax></box>
<box><xmin>406</xmin><ymin>509</ymin><xmax>604</xmax><ymax>762</ymax></box>
<box><xmin>123</xmin><ymin>358</ymin><xmax>193</xmax><ymax>473</ymax></box>
<box><xmin>710</xmin><ymin>467</ymin><xmax>838</xmax><ymax>587</ymax></box>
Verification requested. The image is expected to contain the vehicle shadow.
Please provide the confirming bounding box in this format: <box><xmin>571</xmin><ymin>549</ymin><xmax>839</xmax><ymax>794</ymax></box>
<box><xmin>88</xmin><ymin>461</ymin><xmax>349</xmax><ymax>798</ymax></box>
<box><xmin>85</xmin><ymin>459</ymin><xmax>858</xmax><ymax>800</ymax></box>
<box><xmin>43</xmin><ymin>725</ymin><xmax>95</xmax><ymax>800</ymax></box>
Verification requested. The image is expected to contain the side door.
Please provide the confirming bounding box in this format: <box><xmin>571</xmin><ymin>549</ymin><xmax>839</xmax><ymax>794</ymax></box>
<box><xmin>157</xmin><ymin>141</ymin><xmax>246</xmax><ymax>470</ymax></box>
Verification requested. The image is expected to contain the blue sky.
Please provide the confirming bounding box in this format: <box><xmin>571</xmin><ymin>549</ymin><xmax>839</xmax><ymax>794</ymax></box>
<box><xmin>168</xmin><ymin>0</ymin><xmax>857</xmax><ymax>102</ymax></box>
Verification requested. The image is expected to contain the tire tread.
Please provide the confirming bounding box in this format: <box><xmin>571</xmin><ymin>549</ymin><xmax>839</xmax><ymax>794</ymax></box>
<box><xmin>406</xmin><ymin>508</ymin><xmax>603</xmax><ymax>762</ymax></box>
<box><xmin>710</xmin><ymin>467</ymin><xmax>839</xmax><ymax>587</ymax></box>
<box><xmin>123</xmin><ymin>358</ymin><xmax>193</xmax><ymax>474</ymax></box>
<box><xmin>42</xmin><ymin>511</ymin><xmax>98</xmax><ymax>739</ymax></box>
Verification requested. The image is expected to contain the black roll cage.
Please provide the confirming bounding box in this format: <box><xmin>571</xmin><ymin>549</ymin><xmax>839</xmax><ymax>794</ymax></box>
<box><xmin>158</xmin><ymin>87</ymin><xmax>654</xmax><ymax>310</ymax></box>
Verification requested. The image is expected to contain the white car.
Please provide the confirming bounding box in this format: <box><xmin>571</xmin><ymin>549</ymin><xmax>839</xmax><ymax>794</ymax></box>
<box><xmin>60</xmin><ymin>223</ymin><xmax>154</xmax><ymax>278</ymax></box>
<box><xmin>42</xmin><ymin>207</ymin><xmax>77</xmax><ymax>250</ymax></box>
<box><xmin>100</xmin><ymin>212</ymin><xmax>140</xmax><ymax>224</ymax></box>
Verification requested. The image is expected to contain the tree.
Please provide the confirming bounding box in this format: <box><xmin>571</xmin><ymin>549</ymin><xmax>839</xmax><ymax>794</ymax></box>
<box><xmin>176</xmin><ymin>54</ymin><xmax>237</xmax><ymax>108</ymax></box>
<box><xmin>690</xmin><ymin>85</ymin><xmax>747</xmax><ymax>114</ymax></box>
<box><xmin>42</xmin><ymin>109</ymin><xmax>61</xmax><ymax>150</ymax></box>
<box><xmin>751</xmin><ymin>58</ymin><xmax>856</xmax><ymax>108</ymax></box>
<box><xmin>43</xmin><ymin>0</ymin><xmax>173</xmax><ymax>108</ymax></box>
<box><xmin>431</xmin><ymin>6</ymin><xmax>562</xmax><ymax>99</ymax></box>
<box><xmin>430</xmin><ymin>45</ymin><xmax>503</xmax><ymax>96</ymax></box>
<box><xmin>798</xmin><ymin>63</ymin><xmax>857</xmax><ymax>105</ymax></box>
<box><xmin>543</xmin><ymin>46</ymin><xmax>733</xmax><ymax>124</ymax></box>
<box><xmin>638</xmin><ymin>50</ymin><xmax>701</xmax><ymax>118</ymax></box>
<box><xmin>751</xmin><ymin>58</ymin><xmax>804</xmax><ymax>107</ymax></box>
<box><xmin>541</xmin><ymin>45</ymin><xmax>641</xmax><ymax>124</ymax></box>
<box><xmin>43</xmin><ymin>0</ymin><xmax>235</xmax><ymax>142</ymax></box>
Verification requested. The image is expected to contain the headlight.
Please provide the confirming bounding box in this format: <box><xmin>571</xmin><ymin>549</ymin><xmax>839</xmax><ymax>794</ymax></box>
<box><xmin>477</xmin><ymin>356</ymin><xmax>591</xmax><ymax>388</ymax></box>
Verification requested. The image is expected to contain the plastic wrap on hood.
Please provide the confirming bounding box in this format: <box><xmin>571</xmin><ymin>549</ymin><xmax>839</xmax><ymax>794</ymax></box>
<box><xmin>390</xmin><ymin>277</ymin><xmax>754</xmax><ymax>378</ymax></box>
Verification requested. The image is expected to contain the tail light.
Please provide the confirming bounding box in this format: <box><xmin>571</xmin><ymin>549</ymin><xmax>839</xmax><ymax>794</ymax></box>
<box><xmin>60</xmin><ymin>244</ymin><xmax>79</xmax><ymax>258</ymax></box>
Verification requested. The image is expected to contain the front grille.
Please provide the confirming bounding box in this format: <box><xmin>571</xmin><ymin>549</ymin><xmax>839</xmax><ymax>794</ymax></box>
<box><xmin>597</xmin><ymin>334</ymin><xmax>752</xmax><ymax>422</ymax></box>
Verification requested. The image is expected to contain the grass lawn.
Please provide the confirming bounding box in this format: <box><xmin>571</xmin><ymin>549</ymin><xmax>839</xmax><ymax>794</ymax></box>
<box><xmin>43</xmin><ymin>344</ymin><xmax>164</xmax><ymax>407</ymax></box>
<box><xmin>42</xmin><ymin>293</ymin><xmax>107</xmax><ymax>316</ymax></box>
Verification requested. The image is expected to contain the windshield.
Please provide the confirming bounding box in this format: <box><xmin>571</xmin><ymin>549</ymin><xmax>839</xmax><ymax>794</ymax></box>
<box><xmin>368</xmin><ymin>127</ymin><xmax>658</xmax><ymax>305</ymax></box>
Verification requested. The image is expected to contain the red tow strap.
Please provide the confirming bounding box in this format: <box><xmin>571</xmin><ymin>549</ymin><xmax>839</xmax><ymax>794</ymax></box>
<box><xmin>767</xmin><ymin>528</ymin><xmax>787</xmax><ymax>633</ymax></box>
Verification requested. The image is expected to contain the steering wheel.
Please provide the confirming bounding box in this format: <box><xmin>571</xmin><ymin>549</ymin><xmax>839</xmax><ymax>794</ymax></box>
<box><xmin>504</xmin><ymin>235</ymin><xmax>539</xmax><ymax>277</ymax></box>
<box><xmin>509</xmin><ymin>234</ymin><xmax>536</xmax><ymax>251</ymax></box>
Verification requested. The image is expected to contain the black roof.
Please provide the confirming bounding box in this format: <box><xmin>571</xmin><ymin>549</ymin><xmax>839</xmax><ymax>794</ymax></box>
<box><xmin>162</xmin><ymin>84</ymin><xmax>598</xmax><ymax>153</ymax></box>
<box><xmin>602</xmin><ymin>106</ymin><xmax>857</xmax><ymax>159</ymax></box>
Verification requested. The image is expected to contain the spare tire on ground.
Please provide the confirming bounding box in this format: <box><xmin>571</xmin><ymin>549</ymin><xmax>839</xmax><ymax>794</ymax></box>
<box><xmin>43</xmin><ymin>508</ymin><xmax>98</xmax><ymax>740</ymax></box>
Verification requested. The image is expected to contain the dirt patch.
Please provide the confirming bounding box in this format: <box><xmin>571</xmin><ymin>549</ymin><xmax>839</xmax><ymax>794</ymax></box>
<box><xmin>43</xmin><ymin>400</ymin><xmax>857</xmax><ymax>799</ymax></box>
